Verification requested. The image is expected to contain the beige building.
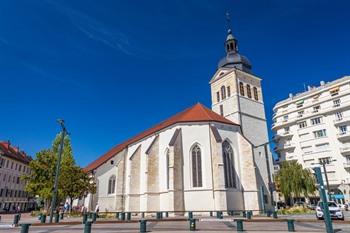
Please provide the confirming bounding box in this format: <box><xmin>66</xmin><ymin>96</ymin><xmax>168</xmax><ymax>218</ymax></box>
<box><xmin>272</xmin><ymin>76</ymin><xmax>350</xmax><ymax>204</ymax></box>
<box><xmin>0</xmin><ymin>141</ymin><xmax>35</xmax><ymax>212</ymax></box>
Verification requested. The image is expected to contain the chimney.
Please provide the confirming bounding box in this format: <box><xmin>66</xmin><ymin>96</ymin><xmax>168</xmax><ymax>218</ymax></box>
<box><xmin>289</xmin><ymin>93</ymin><xmax>293</xmax><ymax>98</ymax></box>
<box><xmin>320</xmin><ymin>81</ymin><xmax>325</xmax><ymax>86</ymax></box>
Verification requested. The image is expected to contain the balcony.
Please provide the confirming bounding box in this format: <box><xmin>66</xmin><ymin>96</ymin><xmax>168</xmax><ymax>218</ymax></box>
<box><xmin>273</xmin><ymin>131</ymin><xmax>293</xmax><ymax>141</ymax></box>
<box><xmin>344</xmin><ymin>162</ymin><xmax>350</xmax><ymax>169</ymax></box>
<box><xmin>274</xmin><ymin>143</ymin><xmax>296</xmax><ymax>152</ymax></box>
<box><xmin>340</xmin><ymin>146</ymin><xmax>350</xmax><ymax>155</ymax></box>
<box><xmin>337</xmin><ymin>131</ymin><xmax>350</xmax><ymax>141</ymax></box>
<box><xmin>334</xmin><ymin>116</ymin><xmax>350</xmax><ymax>125</ymax></box>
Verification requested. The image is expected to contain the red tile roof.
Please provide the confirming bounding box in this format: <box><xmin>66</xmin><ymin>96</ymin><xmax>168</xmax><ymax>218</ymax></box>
<box><xmin>84</xmin><ymin>103</ymin><xmax>238</xmax><ymax>172</ymax></box>
<box><xmin>0</xmin><ymin>141</ymin><xmax>31</xmax><ymax>164</ymax></box>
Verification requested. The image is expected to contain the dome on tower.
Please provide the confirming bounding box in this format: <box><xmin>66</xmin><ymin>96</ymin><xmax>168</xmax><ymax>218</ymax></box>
<box><xmin>217</xmin><ymin>28</ymin><xmax>252</xmax><ymax>73</ymax></box>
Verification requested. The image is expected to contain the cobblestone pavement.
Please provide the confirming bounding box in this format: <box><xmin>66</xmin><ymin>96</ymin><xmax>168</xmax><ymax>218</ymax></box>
<box><xmin>1</xmin><ymin>212</ymin><xmax>350</xmax><ymax>232</ymax></box>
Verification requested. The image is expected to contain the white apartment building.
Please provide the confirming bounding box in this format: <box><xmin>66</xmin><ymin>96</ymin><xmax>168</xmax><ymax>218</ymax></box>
<box><xmin>0</xmin><ymin>141</ymin><xmax>35</xmax><ymax>212</ymax></box>
<box><xmin>272</xmin><ymin>76</ymin><xmax>350</xmax><ymax>204</ymax></box>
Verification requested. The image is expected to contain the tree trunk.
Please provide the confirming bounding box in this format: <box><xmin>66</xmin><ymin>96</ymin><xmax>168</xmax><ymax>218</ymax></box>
<box><xmin>70</xmin><ymin>197</ymin><xmax>73</xmax><ymax>213</ymax></box>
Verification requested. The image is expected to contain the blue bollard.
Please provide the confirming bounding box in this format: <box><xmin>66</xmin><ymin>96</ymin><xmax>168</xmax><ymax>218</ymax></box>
<box><xmin>189</xmin><ymin>218</ymin><xmax>196</xmax><ymax>231</ymax></box>
<box><xmin>20</xmin><ymin>223</ymin><xmax>31</xmax><ymax>233</ymax></box>
<box><xmin>273</xmin><ymin>211</ymin><xmax>278</xmax><ymax>219</ymax></box>
<box><xmin>140</xmin><ymin>219</ymin><xmax>147</xmax><ymax>233</ymax></box>
<box><xmin>127</xmin><ymin>212</ymin><xmax>131</xmax><ymax>221</ymax></box>
<box><xmin>287</xmin><ymin>219</ymin><xmax>295</xmax><ymax>232</ymax></box>
<box><xmin>235</xmin><ymin>219</ymin><xmax>244</xmax><ymax>232</ymax></box>
<box><xmin>188</xmin><ymin>211</ymin><xmax>193</xmax><ymax>220</ymax></box>
<box><xmin>40</xmin><ymin>214</ymin><xmax>46</xmax><ymax>224</ymax></box>
<box><xmin>84</xmin><ymin>221</ymin><xmax>92</xmax><ymax>233</ymax></box>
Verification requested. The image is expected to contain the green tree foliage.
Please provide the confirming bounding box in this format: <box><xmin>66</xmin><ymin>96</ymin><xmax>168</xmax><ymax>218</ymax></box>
<box><xmin>23</xmin><ymin>133</ymin><xmax>96</xmax><ymax>211</ymax></box>
<box><xmin>275</xmin><ymin>160</ymin><xmax>316</xmax><ymax>202</ymax></box>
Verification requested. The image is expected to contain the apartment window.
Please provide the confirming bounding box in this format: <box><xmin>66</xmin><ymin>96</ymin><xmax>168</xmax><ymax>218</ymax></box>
<box><xmin>227</xmin><ymin>86</ymin><xmax>231</xmax><ymax>97</ymax></box>
<box><xmin>16</xmin><ymin>177</ymin><xmax>20</xmax><ymax>184</ymax></box>
<box><xmin>221</xmin><ymin>86</ymin><xmax>226</xmax><ymax>100</ymax></box>
<box><xmin>239</xmin><ymin>82</ymin><xmax>245</xmax><ymax>96</ymax></box>
<box><xmin>220</xmin><ymin>105</ymin><xmax>224</xmax><ymax>116</ymax></box>
<box><xmin>253</xmin><ymin>87</ymin><xmax>259</xmax><ymax>101</ymax></box>
<box><xmin>339</xmin><ymin>125</ymin><xmax>347</xmax><ymax>135</ymax></box>
<box><xmin>301</xmin><ymin>146</ymin><xmax>313</xmax><ymax>154</ymax></box>
<box><xmin>333</xmin><ymin>99</ymin><xmax>341</xmax><ymax>107</ymax></box>
<box><xmin>297</xmin><ymin>111</ymin><xmax>304</xmax><ymax>118</ymax></box>
<box><xmin>313</xmin><ymin>129</ymin><xmax>327</xmax><ymax>138</ymax></box>
<box><xmin>283</xmin><ymin>115</ymin><xmax>288</xmax><ymax>122</ymax></box>
<box><xmin>6</xmin><ymin>160</ymin><xmax>9</xmax><ymax>168</ymax></box>
<box><xmin>216</xmin><ymin>92</ymin><xmax>220</xmax><ymax>102</ymax></box>
<box><xmin>330</xmin><ymin>88</ymin><xmax>339</xmax><ymax>96</ymax></box>
<box><xmin>335</xmin><ymin>112</ymin><xmax>343</xmax><ymax>121</ymax></box>
<box><xmin>313</xmin><ymin>105</ymin><xmax>320</xmax><ymax>113</ymax></box>
<box><xmin>311</xmin><ymin>117</ymin><xmax>322</xmax><ymax>125</ymax></box>
<box><xmin>11</xmin><ymin>162</ymin><xmax>13</xmax><ymax>169</ymax></box>
<box><xmin>284</xmin><ymin>127</ymin><xmax>290</xmax><ymax>134</ymax></box>
<box><xmin>298</xmin><ymin>121</ymin><xmax>307</xmax><ymax>129</ymax></box>
<box><xmin>316</xmin><ymin>143</ymin><xmax>330</xmax><ymax>151</ymax></box>
<box><xmin>296</xmin><ymin>100</ymin><xmax>304</xmax><ymax>108</ymax></box>
<box><xmin>247</xmin><ymin>84</ymin><xmax>252</xmax><ymax>98</ymax></box>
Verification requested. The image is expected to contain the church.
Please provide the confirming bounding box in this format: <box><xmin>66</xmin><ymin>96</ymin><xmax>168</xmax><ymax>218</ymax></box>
<box><xmin>83</xmin><ymin>24</ymin><xmax>274</xmax><ymax>214</ymax></box>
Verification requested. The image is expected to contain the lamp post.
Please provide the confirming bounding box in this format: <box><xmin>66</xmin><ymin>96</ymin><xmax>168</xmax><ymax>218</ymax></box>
<box><xmin>311</xmin><ymin>158</ymin><xmax>335</xmax><ymax>201</ymax></box>
<box><xmin>49</xmin><ymin>119</ymin><xmax>67</xmax><ymax>223</ymax></box>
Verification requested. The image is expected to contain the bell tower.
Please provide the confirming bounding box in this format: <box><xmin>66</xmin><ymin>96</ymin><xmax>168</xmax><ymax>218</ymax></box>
<box><xmin>209</xmin><ymin>15</ymin><xmax>274</xmax><ymax>211</ymax></box>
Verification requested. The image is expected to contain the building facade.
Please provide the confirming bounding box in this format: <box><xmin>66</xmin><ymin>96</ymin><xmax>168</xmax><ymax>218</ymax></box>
<box><xmin>83</xmin><ymin>25</ymin><xmax>274</xmax><ymax>214</ymax></box>
<box><xmin>0</xmin><ymin>141</ymin><xmax>35</xmax><ymax>212</ymax></box>
<box><xmin>272</xmin><ymin>76</ymin><xmax>350</xmax><ymax>204</ymax></box>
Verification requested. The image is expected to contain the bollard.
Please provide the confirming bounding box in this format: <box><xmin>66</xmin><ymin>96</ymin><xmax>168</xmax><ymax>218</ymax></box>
<box><xmin>188</xmin><ymin>211</ymin><xmax>193</xmax><ymax>220</ymax></box>
<box><xmin>159</xmin><ymin>211</ymin><xmax>163</xmax><ymax>219</ymax></box>
<box><xmin>20</xmin><ymin>223</ymin><xmax>31</xmax><ymax>233</ymax></box>
<box><xmin>216</xmin><ymin>211</ymin><xmax>223</xmax><ymax>219</ymax></box>
<box><xmin>83</xmin><ymin>213</ymin><xmax>88</xmax><ymax>224</ymax></box>
<box><xmin>246</xmin><ymin>211</ymin><xmax>252</xmax><ymax>219</ymax></box>
<box><xmin>115</xmin><ymin>212</ymin><xmax>120</xmax><ymax>219</ymax></box>
<box><xmin>235</xmin><ymin>219</ymin><xmax>244</xmax><ymax>232</ymax></box>
<box><xmin>140</xmin><ymin>219</ymin><xmax>147</xmax><ymax>233</ymax></box>
<box><xmin>13</xmin><ymin>214</ymin><xmax>20</xmax><ymax>226</ymax></box>
<box><xmin>92</xmin><ymin>212</ymin><xmax>97</xmax><ymax>223</ymax></box>
<box><xmin>141</xmin><ymin>212</ymin><xmax>145</xmax><ymax>219</ymax></box>
<box><xmin>209</xmin><ymin>211</ymin><xmax>213</xmax><ymax>217</ymax></box>
<box><xmin>120</xmin><ymin>212</ymin><xmax>126</xmax><ymax>221</ymax></box>
<box><xmin>156</xmin><ymin>212</ymin><xmax>161</xmax><ymax>219</ymax></box>
<box><xmin>242</xmin><ymin>211</ymin><xmax>247</xmax><ymax>218</ymax></box>
<box><xmin>165</xmin><ymin>212</ymin><xmax>169</xmax><ymax>218</ymax></box>
<box><xmin>60</xmin><ymin>212</ymin><xmax>64</xmax><ymax>220</ymax></box>
<box><xmin>287</xmin><ymin>219</ymin><xmax>295</xmax><ymax>232</ymax></box>
<box><xmin>267</xmin><ymin>210</ymin><xmax>271</xmax><ymax>217</ymax></box>
<box><xmin>84</xmin><ymin>221</ymin><xmax>92</xmax><ymax>233</ymax></box>
<box><xmin>40</xmin><ymin>214</ymin><xmax>46</xmax><ymax>224</ymax></box>
<box><xmin>273</xmin><ymin>211</ymin><xmax>278</xmax><ymax>219</ymax></box>
<box><xmin>189</xmin><ymin>218</ymin><xmax>196</xmax><ymax>231</ymax></box>
<box><xmin>54</xmin><ymin>213</ymin><xmax>59</xmax><ymax>223</ymax></box>
<box><xmin>126</xmin><ymin>212</ymin><xmax>131</xmax><ymax>221</ymax></box>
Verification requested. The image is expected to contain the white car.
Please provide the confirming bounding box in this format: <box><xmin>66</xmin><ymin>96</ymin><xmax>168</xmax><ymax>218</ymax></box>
<box><xmin>316</xmin><ymin>201</ymin><xmax>344</xmax><ymax>220</ymax></box>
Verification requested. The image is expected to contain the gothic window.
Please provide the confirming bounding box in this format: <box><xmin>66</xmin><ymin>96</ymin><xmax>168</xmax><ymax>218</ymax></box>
<box><xmin>221</xmin><ymin>86</ymin><xmax>226</xmax><ymax>99</ymax></box>
<box><xmin>108</xmin><ymin>175</ymin><xmax>116</xmax><ymax>194</ymax></box>
<box><xmin>227</xmin><ymin>86</ymin><xmax>231</xmax><ymax>97</ymax></box>
<box><xmin>166</xmin><ymin>149</ymin><xmax>170</xmax><ymax>189</ymax></box>
<box><xmin>191</xmin><ymin>144</ymin><xmax>202</xmax><ymax>188</ymax></box>
<box><xmin>216</xmin><ymin>91</ymin><xmax>220</xmax><ymax>102</ymax></box>
<box><xmin>247</xmin><ymin>84</ymin><xmax>252</xmax><ymax>98</ymax></box>
<box><xmin>253</xmin><ymin>87</ymin><xmax>259</xmax><ymax>101</ymax></box>
<box><xmin>222</xmin><ymin>141</ymin><xmax>236</xmax><ymax>188</ymax></box>
<box><xmin>239</xmin><ymin>82</ymin><xmax>244</xmax><ymax>96</ymax></box>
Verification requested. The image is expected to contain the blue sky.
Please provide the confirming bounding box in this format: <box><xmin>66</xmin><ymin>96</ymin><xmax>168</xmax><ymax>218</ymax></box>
<box><xmin>0</xmin><ymin>0</ymin><xmax>349</xmax><ymax>166</ymax></box>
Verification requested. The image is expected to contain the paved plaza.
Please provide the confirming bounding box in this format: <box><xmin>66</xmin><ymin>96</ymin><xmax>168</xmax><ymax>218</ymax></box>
<box><xmin>1</xmin><ymin>212</ymin><xmax>350</xmax><ymax>232</ymax></box>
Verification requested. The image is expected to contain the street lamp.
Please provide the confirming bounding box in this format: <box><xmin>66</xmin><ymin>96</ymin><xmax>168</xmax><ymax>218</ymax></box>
<box><xmin>49</xmin><ymin>119</ymin><xmax>68</xmax><ymax>223</ymax></box>
<box><xmin>311</xmin><ymin>158</ymin><xmax>336</xmax><ymax>201</ymax></box>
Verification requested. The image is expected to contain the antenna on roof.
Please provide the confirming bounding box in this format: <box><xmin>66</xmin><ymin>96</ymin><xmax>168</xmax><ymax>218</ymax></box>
<box><xmin>226</xmin><ymin>11</ymin><xmax>232</xmax><ymax>32</ymax></box>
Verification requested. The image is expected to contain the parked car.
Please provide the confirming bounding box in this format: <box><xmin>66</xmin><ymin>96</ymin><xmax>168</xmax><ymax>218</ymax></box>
<box><xmin>338</xmin><ymin>203</ymin><xmax>348</xmax><ymax>211</ymax></box>
<box><xmin>316</xmin><ymin>201</ymin><xmax>344</xmax><ymax>220</ymax></box>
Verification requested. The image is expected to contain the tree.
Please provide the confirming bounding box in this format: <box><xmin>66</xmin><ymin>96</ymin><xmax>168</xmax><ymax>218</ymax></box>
<box><xmin>275</xmin><ymin>160</ymin><xmax>316</xmax><ymax>205</ymax></box>
<box><xmin>23</xmin><ymin>133</ymin><xmax>96</xmax><ymax>211</ymax></box>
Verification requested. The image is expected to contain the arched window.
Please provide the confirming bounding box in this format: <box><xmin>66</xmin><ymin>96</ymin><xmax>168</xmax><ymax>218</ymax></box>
<box><xmin>166</xmin><ymin>149</ymin><xmax>170</xmax><ymax>189</ymax></box>
<box><xmin>247</xmin><ymin>84</ymin><xmax>252</xmax><ymax>98</ymax></box>
<box><xmin>222</xmin><ymin>141</ymin><xmax>236</xmax><ymax>188</ymax></box>
<box><xmin>191</xmin><ymin>144</ymin><xmax>202</xmax><ymax>188</ymax></box>
<box><xmin>108</xmin><ymin>175</ymin><xmax>116</xmax><ymax>194</ymax></box>
<box><xmin>253</xmin><ymin>87</ymin><xmax>259</xmax><ymax>101</ymax></box>
<box><xmin>239</xmin><ymin>82</ymin><xmax>244</xmax><ymax>96</ymax></box>
<box><xmin>221</xmin><ymin>86</ymin><xmax>226</xmax><ymax>100</ymax></box>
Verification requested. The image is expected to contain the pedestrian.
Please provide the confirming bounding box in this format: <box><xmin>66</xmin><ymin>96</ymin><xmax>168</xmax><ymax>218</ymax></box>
<box><xmin>95</xmin><ymin>204</ymin><xmax>99</xmax><ymax>217</ymax></box>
